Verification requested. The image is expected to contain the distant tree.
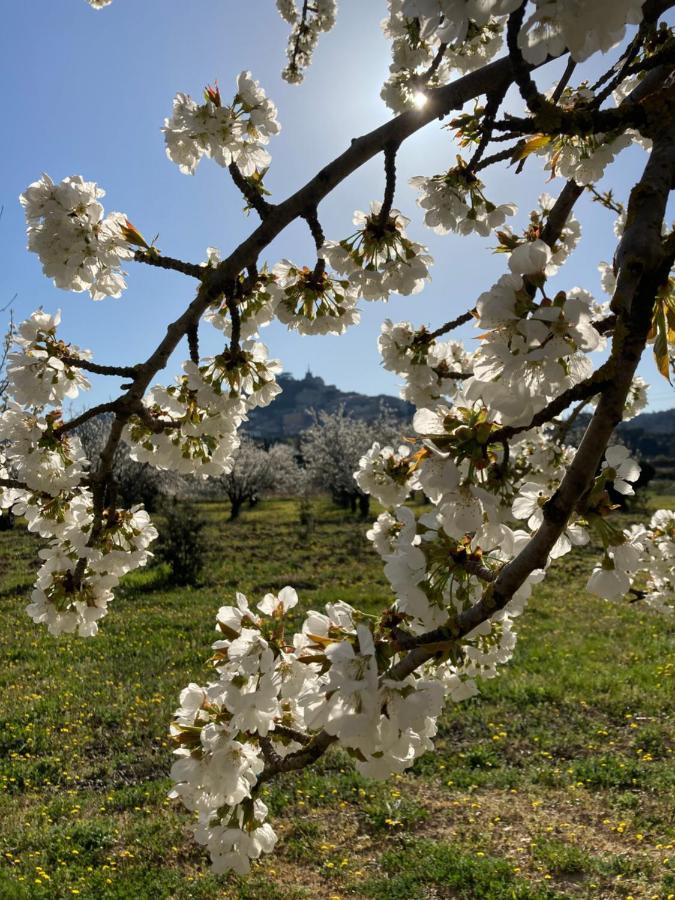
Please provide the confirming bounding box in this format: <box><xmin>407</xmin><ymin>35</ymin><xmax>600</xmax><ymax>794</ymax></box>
<box><xmin>301</xmin><ymin>406</ymin><xmax>404</xmax><ymax>518</ymax></box>
<box><xmin>217</xmin><ymin>437</ymin><xmax>300</xmax><ymax>520</ymax></box>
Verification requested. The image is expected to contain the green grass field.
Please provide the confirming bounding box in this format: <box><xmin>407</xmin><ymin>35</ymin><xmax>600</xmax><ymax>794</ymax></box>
<box><xmin>0</xmin><ymin>495</ymin><xmax>673</xmax><ymax>900</ymax></box>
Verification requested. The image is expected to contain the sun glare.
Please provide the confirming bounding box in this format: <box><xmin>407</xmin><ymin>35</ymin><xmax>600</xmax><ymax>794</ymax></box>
<box><xmin>413</xmin><ymin>90</ymin><xmax>428</xmax><ymax>109</ymax></box>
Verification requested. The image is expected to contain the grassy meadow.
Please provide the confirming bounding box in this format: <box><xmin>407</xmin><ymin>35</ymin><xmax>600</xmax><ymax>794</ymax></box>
<box><xmin>0</xmin><ymin>494</ymin><xmax>673</xmax><ymax>900</ymax></box>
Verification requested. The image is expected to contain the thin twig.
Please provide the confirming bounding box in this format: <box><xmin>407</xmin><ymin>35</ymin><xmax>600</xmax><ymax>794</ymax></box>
<box><xmin>55</xmin><ymin>402</ymin><xmax>119</xmax><ymax>435</ymax></box>
<box><xmin>272</xmin><ymin>725</ymin><xmax>312</xmax><ymax>745</ymax></box>
<box><xmin>421</xmin><ymin>41</ymin><xmax>449</xmax><ymax>82</ymax></box>
<box><xmin>228</xmin><ymin>163</ymin><xmax>273</xmax><ymax>218</ymax></box>
<box><xmin>551</xmin><ymin>57</ymin><xmax>577</xmax><ymax>104</ymax></box>
<box><xmin>467</xmin><ymin>84</ymin><xmax>508</xmax><ymax>172</ymax></box>
<box><xmin>506</xmin><ymin>3</ymin><xmax>547</xmax><ymax>114</ymax></box>
<box><xmin>0</xmin><ymin>477</ymin><xmax>31</xmax><ymax>491</ymax></box>
<box><xmin>593</xmin><ymin>25</ymin><xmax>649</xmax><ymax>108</ymax></box>
<box><xmin>489</xmin><ymin>370</ymin><xmax>612</xmax><ymax>444</ymax></box>
<box><xmin>303</xmin><ymin>207</ymin><xmax>326</xmax><ymax>276</ymax></box>
<box><xmin>379</xmin><ymin>142</ymin><xmax>400</xmax><ymax>224</ymax></box>
<box><xmin>426</xmin><ymin>309</ymin><xmax>475</xmax><ymax>342</ymax></box>
<box><xmin>187</xmin><ymin>324</ymin><xmax>200</xmax><ymax>365</ymax></box>
<box><xmin>554</xmin><ymin>398</ymin><xmax>590</xmax><ymax>441</ymax></box>
<box><xmin>226</xmin><ymin>295</ymin><xmax>241</xmax><ymax>352</ymax></box>
<box><xmin>61</xmin><ymin>357</ymin><xmax>140</xmax><ymax>378</ymax></box>
<box><xmin>475</xmin><ymin>145</ymin><xmax>520</xmax><ymax>172</ymax></box>
<box><xmin>134</xmin><ymin>251</ymin><xmax>205</xmax><ymax>280</ymax></box>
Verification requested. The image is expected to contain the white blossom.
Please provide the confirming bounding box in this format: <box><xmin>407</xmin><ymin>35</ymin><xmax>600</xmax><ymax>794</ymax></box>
<box><xmin>163</xmin><ymin>74</ymin><xmax>280</xmax><ymax>176</ymax></box>
<box><xmin>411</xmin><ymin>165</ymin><xmax>516</xmax><ymax>237</ymax></box>
<box><xmin>21</xmin><ymin>174</ymin><xmax>133</xmax><ymax>300</ymax></box>
<box><xmin>323</xmin><ymin>203</ymin><xmax>432</xmax><ymax>301</ymax></box>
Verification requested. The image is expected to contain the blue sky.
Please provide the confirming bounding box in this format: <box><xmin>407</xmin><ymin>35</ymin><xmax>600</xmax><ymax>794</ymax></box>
<box><xmin>1</xmin><ymin>0</ymin><xmax>673</xmax><ymax>413</ymax></box>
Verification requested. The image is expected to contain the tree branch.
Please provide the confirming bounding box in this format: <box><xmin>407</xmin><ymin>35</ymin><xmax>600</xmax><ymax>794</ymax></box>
<box><xmin>426</xmin><ymin>309</ymin><xmax>475</xmax><ymax>342</ymax></box>
<box><xmin>134</xmin><ymin>251</ymin><xmax>205</xmax><ymax>280</ymax></box>
<box><xmin>540</xmin><ymin>180</ymin><xmax>583</xmax><ymax>245</ymax></box>
<box><xmin>61</xmin><ymin>357</ymin><xmax>140</xmax><ymax>379</ymax></box>
<box><xmin>489</xmin><ymin>368</ymin><xmax>612</xmax><ymax>444</ymax></box>
<box><xmin>268</xmin><ymin>104</ymin><xmax>675</xmax><ymax>739</ymax></box>
<box><xmin>55</xmin><ymin>402</ymin><xmax>119</xmax><ymax>435</ymax></box>
<box><xmin>187</xmin><ymin>323</ymin><xmax>200</xmax><ymax>365</ymax></box>
<box><xmin>228</xmin><ymin>163</ymin><xmax>273</xmax><ymax>218</ymax></box>
<box><xmin>379</xmin><ymin>142</ymin><xmax>400</xmax><ymax>223</ymax></box>
<box><xmin>506</xmin><ymin>2</ymin><xmax>547</xmax><ymax>114</ymax></box>
<box><xmin>226</xmin><ymin>294</ymin><xmax>242</xmax><ymax>352</ymax></box>
<box><xmin>467</xmin><ymin>83</ymin><xmax>509</xmax><ymax>172</ymax></box>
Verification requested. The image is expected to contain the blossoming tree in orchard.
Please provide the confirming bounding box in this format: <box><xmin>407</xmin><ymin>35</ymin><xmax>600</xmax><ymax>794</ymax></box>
<box><xmin>1</xmin><ymin>0</ymin><xmax>674</xmax><ymax>876</ymax></box>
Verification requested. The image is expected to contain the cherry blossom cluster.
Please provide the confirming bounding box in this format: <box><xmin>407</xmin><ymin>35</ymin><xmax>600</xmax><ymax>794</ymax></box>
<box><xmin>496</xmin><ymin>192</ymin><xmax>582</xmax><ymax>277</ymax></box>
<box><xmin>123</xmin><ymin>342</ymin><xmax>281</xmax><ymax>477</ymax></box>
<box><xmin>410</xmin><ymin>161</ymin><xmax>517</xmax><ymax>237</ymax></box>
<box><xmin>381</xmin><ymin>1</ymin><xmax>514</xmax><ymax>112</ymax></box>
<box><xmin>6</xmin><ymin>310</ymin><xmax>91</xmax><ymax>408</ymax></box>
<box><xmin>0</xmin><ymin>310</ymin><xmax>158</xmax><ymax>636</ymax></box>
<box><xmin>169</xmin><ymin>583</ymin><xmax>478</xmax><ymax>872</ymax></box>
<box><xmin>395</xmin><ymin>0</ymin><xmax>643</xmax><ymax>66</ymax></box>
<box><xmin>378</xmin><ymin>319</ymin><xmax>471</xmax><ymax>408</ymax></box>
<box><xmin>380</xmin><ymin>1</ymin><xmax>645</xmax><ymax>116</ymax></box>
<box><xmin>163</xmin><ymin>73</ymin><xmax>280</xmax><ymax>176</ymax></box>
<box><xmin>276</xmin><ymin>0</ymin><xmax>338</xmax><ymax>84</ymax></box>
<box><xmin>20</xmin><ymin>175</ymin><xmax>134</xmax><ymax>300</ymax></box>
<box><xmin>322</xmin><ymin>203</ymin><xmax>432</xmax><ymax>300</ymax></box>
<box><xmin>516</xmin><ymin>0</ymin><xmax>644</xmax><ymax>65</ymax></box>
<box><xmin>472</xmin><ymin>241</ymin><xmax>605</xmax><ymax>426</ymax></box>
<box><xmin>273</xmin><ymin>260</ymin><xmax>360</xmax><ymax>334</ymax></box>
<box><xmin>203</xmin><ymin>254</ymin><xmax>280</xmax><ymax>339</ymax></box>
<box><xmin>204</xmin><ymin>253</ymin><xmax>362</xmax><ymax>337</ymax></box>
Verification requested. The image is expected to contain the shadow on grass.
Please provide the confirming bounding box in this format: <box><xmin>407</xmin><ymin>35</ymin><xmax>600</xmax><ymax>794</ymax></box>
<box><xmin>0</xmin><ymin>579</ymin><xmax>35</xmax><ymax>601</ymax></box>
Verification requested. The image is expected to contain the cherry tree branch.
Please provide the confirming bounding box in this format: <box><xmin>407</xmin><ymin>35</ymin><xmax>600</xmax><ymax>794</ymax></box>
<box><xmin>379</xmin><ymin>142</ymin><xmax>400</xmax><ymax>223</ymax></box>
<box><xmin>134</xmin><ymin>250</ymin><xmax>205</xmax><ymax>280</ymax></box>
<box><xmin>475</xmin><ymin>144</ymin><xmax>520</xmax><ymax>172</ymax></box>
<box><xmin>467</xmin><ymin>83</ymin><xmax>509</xmax><ymax>172</ymax></box>
<box><xmin>61</xmin><ymin>357</ymin><xmax>140</xmax><ymax>378</ymax></box>
<box><xmin>187</xmin><ymin>323</ymin><xmax>200</xmax><ymax>365</ymax></box>
<box><xmin>253</xmin><ymin>94</ymin><xmax>675</xmax><ymax>781</ymax></box>
<box><xmin>226</xmin><ymin>294</ymin><xmax>242</xmax><ymax>352</ymax></box>
<box><xmin>228</xmin><ymin>163</ymin><xmax>273</xmax><ymax>218</ymax></box>
<box><xmin>422</xmin><ymin>42</ymin><xmax>449</xmax><ymax>83</ymax></box>
<box><xmin>551</xmin><ymin>57</ymin><xmax>577</xmax><ymax>104</ymax></box>
<box><xmin>488</xmin><ymin>368</ymin><xmax>612</xmax><ymax>444</ymax></box>
<box><xmin>426</xmin><ymin>309</ymin><xmax>475</xmax><ymax>341</ymax></box>
<box><xmin>55</xmin><ymin>402</ymin><xmax>119</xmax><ymax>435</ymax></box>
<box><xmin>506</xmin><ymin>2</ymin><xmax>547</xmax><ymax>114</ymax></box>
<box><xmin>303</xmin><ymin>206</ymin><xmax>326</xmax><ymax>276</ymax></box>
<box><xmin>554</xmin><ymin>398</ymin><xmax>590</xmax><ymax>441</ymax></box>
